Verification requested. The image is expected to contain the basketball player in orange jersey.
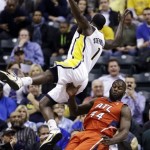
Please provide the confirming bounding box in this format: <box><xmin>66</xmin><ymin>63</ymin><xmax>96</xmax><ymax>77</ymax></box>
<box><xmin>65</xmin><ymin>79</ymin><xmax>131</xmax><ymax>150</ymax></box>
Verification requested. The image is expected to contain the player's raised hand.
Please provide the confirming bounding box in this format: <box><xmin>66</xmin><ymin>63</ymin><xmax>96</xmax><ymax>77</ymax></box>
<box><xmin>66</xmin><ymin>83</ymin><xmax>81</xmax><ymax>98</ymax></box>
<box><xmin>119</xmin><ymin>9</ymin><xmax>131</xmax><ymax>22</ymax></box>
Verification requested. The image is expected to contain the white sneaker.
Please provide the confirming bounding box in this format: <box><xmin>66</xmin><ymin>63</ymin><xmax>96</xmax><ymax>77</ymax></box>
<box><xmin>0</xmin><ymin>70</ymin><xmax>23</xmax><ymax>90</ymax></box>
<box><xmin>40</xmin><ymin>128</ymin><xmax>62</xmax><ymax>150</ymax></box>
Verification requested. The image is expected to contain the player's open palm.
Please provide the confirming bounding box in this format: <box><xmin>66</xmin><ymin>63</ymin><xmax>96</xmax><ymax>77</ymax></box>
<box><xmin>66</xmin><ymin>83</ymin><xmax>81</xmax><ymax>97</ymax></box>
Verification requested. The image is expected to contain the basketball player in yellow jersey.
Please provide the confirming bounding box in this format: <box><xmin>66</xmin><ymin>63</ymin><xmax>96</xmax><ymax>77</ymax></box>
<box><xmin>0</xmin><ymin>0</ymin><xmax>130</xmax><ymax>148</ymax></box>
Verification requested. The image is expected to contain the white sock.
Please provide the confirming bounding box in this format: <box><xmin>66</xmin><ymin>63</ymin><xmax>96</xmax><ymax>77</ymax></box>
<box><xmin>21</xmin><ymin>77</ymin><xmax>33</xmax><ymax>86</ymax></box>
<box><xmin>47</xmin><ymin>119</ymin><xmax>58</xmax><ymax>130</ymax></box>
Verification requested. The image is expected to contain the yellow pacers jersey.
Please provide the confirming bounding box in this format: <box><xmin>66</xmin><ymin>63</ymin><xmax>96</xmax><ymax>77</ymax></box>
<box><xmin>56</xmin><ymin>27</ymin><xmax>105</xmax><ymax>73</ymax></box>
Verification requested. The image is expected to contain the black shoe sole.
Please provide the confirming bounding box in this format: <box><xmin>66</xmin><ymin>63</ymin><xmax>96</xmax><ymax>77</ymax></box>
<box><xmin>0</xmin><ymin>71</ymin><xmax>19</xmax><ymax>90</ymax></box>
<box><xmin>40</xmin><ymin>133</ymin><xmax>62</xmax><ymax>150</ymax></box>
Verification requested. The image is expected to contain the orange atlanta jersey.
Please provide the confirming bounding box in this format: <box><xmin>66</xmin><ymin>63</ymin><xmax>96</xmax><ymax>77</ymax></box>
<box><xmin>83</xmin><ymin>97</ymin><xmax>124</xmax><ymax>138</ymax></box>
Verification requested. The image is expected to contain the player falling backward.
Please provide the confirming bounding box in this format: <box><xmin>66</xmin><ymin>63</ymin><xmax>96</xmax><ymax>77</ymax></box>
<box><xmin>65</xmin><ymin>80</ymin><xmax>131</xmax><ymax>150</ymax></box>
<box><xmin>0</xmin><ymin>0</ymin><xmax>130</xmax><ymax>148</ymax></box>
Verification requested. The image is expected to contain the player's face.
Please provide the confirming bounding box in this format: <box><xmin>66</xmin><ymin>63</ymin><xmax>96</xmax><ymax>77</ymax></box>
<box><xmin>108</xmin><ymin>61</ymin><xmax>120</xmax><ymax>77</ymax></box>
<box><xmin>109</xmin><ymin>81</ymin><xmax>125</xmax><ymax>101</ymax></box>
<box><xmin>143</xmin><ymin>10</ymin><xmax>150</xmax><ymax>24</ymax></box>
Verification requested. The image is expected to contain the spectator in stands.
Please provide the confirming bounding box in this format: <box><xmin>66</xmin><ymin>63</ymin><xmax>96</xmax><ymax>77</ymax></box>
<box><xmin>114</xmin><ymin>11</ymin><xmax>137</xmax><ymax>56</ymax></box>
<box><xmin>121</xmin><ymin>76</ymin><xmax>146</xmax><ymax>125</ymax></box>
<box><xmin>54</xmin><ymin>113</ymin><xmax>71</xmax><ymax>149</ymax></box>
<box><xmin>83</xmin><ymin>79</ymin><xmax>104</xmax><ymax>103</ymax></box>
<box><xmin>100</xmin><ymin>25</ymin><xmax>115</xmax><ymax>55</ymax></box>
<box><xmin>16</xmin><ymin>105</ymin><xmax>37</xmax><ymax>132</ymax></box>
<box><xmin>34</xmin><ymin>124</ymin><xmax>62</xmax><ymax>150</ymax></box>
<box><xmin>32</xmin><ymin>122</ymin><xmax>70</xmax><ymax>149</ymax></box>
<box><xmin>98</xmin><ymin>0</ymin><xmax>119</xmax><ymax>30</ymax></box>
<box><xmin>0</xmin><ymin>0</ymin><xmax>30</xmax><ymax>39</ymax></box>
<box><xmin>3</xmin><ymin>62</ymin><xmax>26</xmax><ymax>105</ymax></box>
<box><xmin>142</xmin><ymin>129</ymin><xmax>150</xmax><ymax>150</ymax></box>
<box><xmin>109</xmin><ymin>0</ymin><xmax>126</xmax><ymax>14</ymax></box>
<box><xmin>29</xmin><ymin>64</ymin><xmax>43</xmax><ymax>77</ymax></box>
<box><xmin>1</xmin><ymin>128</ymin><xmax>20</xmax><ymax>150</ymax></box>
<box><xmin>53</xmin><ymin>104</ymin><xmax>73</xmax><ymax>133</ymax></box>
<box><xmin>20</xmin><ymin>85</ymin><xmax>45</xmax><ymax>125</ymax></box>
<box><xmin>0</xmin><ymin>83</ymin><xmax>16</xmax><ymax>121</ymax></box>
<box><xmin>12</xmin><ymin>48</ymin><xmax>32</xmax><ymax>66</ymax></box>
<box><xmin>0</xmin><ymin>119</ymin><xmax>7</xmax><ymax>132</ymax></box>
<box><xmin>127</xmin><ymin>0</ymin><xmax>150</xmax><ymax>21</ymax></box>
<box><xmin>18</xmin><ymin>0</ymin><xmax>34</xmax><ymax>14</ymax></box>
<box><xmin>10</xmin><ymin>29</ymin><xmax>44</xmax><ymax>66</ymax></box>
<box><xmin>52</xmin><ymin>21</ymin><xmax>73</xmax><ymax>56</ymax></box>
<box><xmin>9</xmin><ymin>111</ymin><xmax>36</xmax><ymax>149</ymax></box>
<box><xmin>38</xmin><ymin>0</ymin><xmax>68</xmax><ymax>22</ymax></box>
<box><xmin>136</xmin><ymin>8</ymin><xmax>150</xmax><ymax>51</ymax></box>
<box><xmin>98</xmin><ymin>59</ymin><xmax>125</xmax><ymax>97</ymax></box>
<box><xmin>29</xmin><ymin>64</ymin><xmax>53</xmax><ymax>94</ymax></box>
<box><xmin>71</xmin><ymin>114</ymin><xmax>86</xmax><ymax>132</ymax></box>
<box><xmin>143</xmin><ymin>110</ymin><xmax>150</xmax><ymax>133</ymax></box>
<box><xmin>27</xmin><ymin>10</ymin><xmax>57</xmax><ymax>68</ymax></box>
<box><xmin>67</xmin><ymin>0</ymin><xmax>91</xmax><ymax>24</ymax></box>
<box><xmin>0</xmin><ymin>0</ymin><xmax>6</xmax><ymax>13</ymax></box>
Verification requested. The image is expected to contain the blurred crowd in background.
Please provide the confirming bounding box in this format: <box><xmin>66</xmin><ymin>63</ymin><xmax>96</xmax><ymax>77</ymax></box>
<box><xmin>0</xmin><ymin>0</ymin><xmax>150</xmax><ymax>149</ymax></box>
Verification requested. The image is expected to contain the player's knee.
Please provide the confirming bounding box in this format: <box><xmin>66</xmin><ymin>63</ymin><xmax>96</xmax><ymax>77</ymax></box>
<box><xmin>44</xmin><ymin>70</ymin><xmax>54</xmax><ymax>82</ymax></box>
<box><xmin>39</xmin><ymin>96</ymin><xmax>50</xmax><ymax>110</ymax></box>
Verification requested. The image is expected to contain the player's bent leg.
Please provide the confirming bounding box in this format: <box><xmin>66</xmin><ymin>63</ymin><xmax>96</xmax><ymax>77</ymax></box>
<box><xmin>0</xmin><ymin>70</ymin><xmax>24</xmax><ymax>90</ymax></box>
<box><xmin>31</xmin><ymin>69</ymin><xmax>54</xmax><ymax>85</ymax></box>
<box><xmin>39</xmin><ymin>95</ymin><xmax>62</xmax><ymax>150</ymax></box>
<box><xmin>0</xmin><ymin>68</ymin><xmax>56</xmax><ymax>90</ymax></box>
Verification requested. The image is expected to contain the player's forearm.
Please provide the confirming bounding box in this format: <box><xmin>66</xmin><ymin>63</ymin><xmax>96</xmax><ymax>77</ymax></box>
<box><xmin>105</xmin><ymin>20</ymin><xmax>124</xmax><ymax>49</ymax></box>
<box><xmin>68</xmin><ymin>96</ymin><xmax>79</xmax><ymax>116</ymax></box>
<box><xmin>68</xmin><ymin>0</ymin><xmax>82</xmax><ymax>21</ymax></box>
<box><xmin>68</xmin><ymin>0</ymin><xmax>88</xmax><ymax>29</ymax></box>
<box><xmin>111</xmin><ymin>130</ymin><xmax>128</xmax><ymax>144</ymax></box>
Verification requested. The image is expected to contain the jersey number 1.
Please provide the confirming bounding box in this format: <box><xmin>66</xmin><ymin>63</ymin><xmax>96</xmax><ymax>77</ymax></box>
<box><xmin>91</xmin><ymin>48</ymin><xmax>100</xmax><ymax>60</ymax></box>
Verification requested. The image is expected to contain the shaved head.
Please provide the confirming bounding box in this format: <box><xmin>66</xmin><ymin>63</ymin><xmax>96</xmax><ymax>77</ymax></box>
<box><xmin>92</xmin><ymin>79</ymin><xmax>104</xmax><ymax>97</ymax></box>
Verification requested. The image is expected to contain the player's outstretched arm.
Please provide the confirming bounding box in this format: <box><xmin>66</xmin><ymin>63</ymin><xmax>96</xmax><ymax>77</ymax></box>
<box><xmin>105</xmin><ymin>9</ymin><xmax>130</xmax><ymax>49</ymax></box>
<box><xmin>101</xmin><ymin>105</ymin><xmax>131</xmax><ymax>145</ymax></box>
<box><xmin>68</xmin><ymin>0</ymin><xmax>93</xmax><ymax>35</ymax></box>
<box><xmin>66</xmin><ymin>83</ymin><xmax>94</xmax><ymax>116</ymax></box>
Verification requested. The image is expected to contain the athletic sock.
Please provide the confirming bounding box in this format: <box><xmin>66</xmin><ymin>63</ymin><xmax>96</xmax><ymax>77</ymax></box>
<box><xmin>21</xmin><ymin>77</ymin><xmax>33</xmax><ymax>86</ymax></box>
<box><xmin>47</xmin><ymin>119</ymin><xmax>58</xmax><ymax>131</ymax></box>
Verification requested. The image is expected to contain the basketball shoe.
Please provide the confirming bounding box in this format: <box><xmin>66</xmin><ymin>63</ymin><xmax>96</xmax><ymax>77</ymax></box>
<box><xmin>40</xmin><ymin>128</ymin><xmax>62</xmax><ymax>150</ymax></box>
<box><xmin>0</xmin><ymin>70</ymin><xmax>22</xmax><ymax>90</ymax></box>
